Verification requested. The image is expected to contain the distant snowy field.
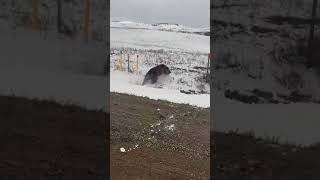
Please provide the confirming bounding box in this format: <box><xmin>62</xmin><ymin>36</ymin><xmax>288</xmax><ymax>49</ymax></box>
<box><xmin>110</xmin><ymin>21</ymin><xmax>209</xmax><ymax>53</ymax></box>
<box><xmin>111</xmin><ymin>20</ymin><xmax>210</xmax><ymax>34</ymax></box>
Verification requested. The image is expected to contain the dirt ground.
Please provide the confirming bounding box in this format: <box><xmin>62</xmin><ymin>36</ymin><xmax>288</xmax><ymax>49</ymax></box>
<box><xmin>0</xmin><ymin>95</ymin><xmax>108</xmax><ymax>180</ymax></box>
<box><xmin>110</xmin><ymin>92</ymin><xmax>210</xmax><ymax>179</ymax></box>
<box><xmin>2</xmin><ymin>93</ymin><xmax>320</xmax><ymax>179</ymax></box>
<box><xmin>213</xmin><ymin>131</ymin><xmax>320</xmax><ymax>180</ymax></box>
<box><xmin>0</xmin><ymin>93</ymin><xmax>209</xmax><ymax>180</ymax></box>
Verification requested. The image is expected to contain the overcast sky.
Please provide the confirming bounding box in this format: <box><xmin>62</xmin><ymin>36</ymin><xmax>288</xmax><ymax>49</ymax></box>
<box><xmin>110</xmin><ymin>0</ymin><xmax>210</xmax><ymax>28</ymax></box>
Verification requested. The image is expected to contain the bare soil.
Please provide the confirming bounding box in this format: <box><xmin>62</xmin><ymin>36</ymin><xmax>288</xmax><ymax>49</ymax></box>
<box><xmin>2</xmin><ymin>94</ymin><xmax>320</xmax><ymax>179</ymax></box>
<box><xmin>0</xmin><ymin>95</ymin><xmax>108</xmax><ymax>180</ymax></box>
<box><xmin>110</xmin><ymin>92</ymin><xmax>210</xmax><ymax>179</ymax></box>
<box><xmin>213</xmin><ymin>131</ymin><xmax>320</xmax><ymax>180</ymax></box>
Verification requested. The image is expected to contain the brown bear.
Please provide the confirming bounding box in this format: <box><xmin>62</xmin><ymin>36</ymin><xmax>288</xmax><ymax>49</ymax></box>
<box><xmin>142</xmin><ymin>64</ymin><xmax>171</xmax><ymax>85</ymax></box>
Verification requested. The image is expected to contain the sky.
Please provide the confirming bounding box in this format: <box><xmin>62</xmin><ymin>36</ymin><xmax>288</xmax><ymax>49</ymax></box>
<box><xmin>110</xmin><ymin>0</ymin><xmax>210</xmax><ymax>28</ymax></box>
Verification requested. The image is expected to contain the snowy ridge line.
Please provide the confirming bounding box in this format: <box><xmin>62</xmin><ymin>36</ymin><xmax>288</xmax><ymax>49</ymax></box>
<box><xmin>111</xmin><ymin>20</ymin><xmax>210</xmax><ymax>34</ymax></box>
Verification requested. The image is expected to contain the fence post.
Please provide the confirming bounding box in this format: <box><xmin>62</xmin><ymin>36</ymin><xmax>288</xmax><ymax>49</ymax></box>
<box><xmin>32</xmin><ymin>0</ymin><xmax>40</xmax><ymax>30</ymax></box>
<box><xmin>207</xmin><ymin>53</ymin><xmax>210</xmax><ymax>78</ymax></box>
<box><xmin>83</xmin><ymin>0</ymin><xmax>91</xmax><ymax>43</ymax></box>
<box><xmin>308</xmin><ymin>0</ymin><xmax>318</xmax><ymax>65</ymax></box>
<box><xmin>127</xmin><ymin>54</ymin><xmax>130</xmax><ymax>72</ymax></box>
<box><xmin>120</xmin><ymin>51</ymin><xmax>123</xmax><ymax>71</ymax></box>
<box><xmin>57</xmin><ymin>0</ymin><xmax>62</xmax><ymax>33</ymax></box>
<box><xmin>136</xmin><ymin>54</ymin><xmax>139</xmax><ymax>74</ymax></box>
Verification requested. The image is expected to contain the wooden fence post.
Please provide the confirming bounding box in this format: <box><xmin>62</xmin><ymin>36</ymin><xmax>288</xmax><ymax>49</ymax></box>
<box><xmin>84</xmin><ymin>0</ymin><xmax>91</xmax><ymax>43</ymax></box>
<box><xmin>32</xmin><ymin>0</ymin><xmax>40</xmax><ymax>30</ymax></box>
<box><xmin>57</xmin><ymin>0</ymin><xmax>62</xmax><ymax>33</ymax></box>
<box><xmin>136</xmin><ymin>54</ymin><xmax>139</xmax><ymax>74</ymax></box>
<box><xmin>207</xmin><ymin>53</ymin><xmax>210</xmax><ymax>78</ymax></box>
<box><xmin>127</xmin><ymin>54</ymin><xmax>130</xmax><ymax>72</ymax></box>
<box><xmin>308</xmin><ymin>0</ymin><xmax>318</xmax><ymax>65</ymax></box>
<box><xmin>119</xmin><ymin>51</ymin><xmax>123</xmax><ymax>71</ymax></box>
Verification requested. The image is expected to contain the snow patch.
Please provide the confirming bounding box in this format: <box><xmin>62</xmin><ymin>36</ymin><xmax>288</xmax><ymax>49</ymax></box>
<box><xmin>165</xmin><ymin>124</ymin><xmax>176</xmax><ymax>131</ymax></box>
<box><xmin>120</xmin><ymin>147</ymin><xmax>126</xmax><ymax>153</ymax></box>
<box><xmin>110</xmin><ymin>70</ymin><xmax>210</xmax><ymax>108</ymax></box>
<box><xmin>214</xmin><ymin>92</ymin><xmax>320</xmax><ymax>146</ymax></box>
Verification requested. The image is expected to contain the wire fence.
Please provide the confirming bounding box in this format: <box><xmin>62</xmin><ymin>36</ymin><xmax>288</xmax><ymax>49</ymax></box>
<box><xmin>0</xmin><ymin>0</ymin><xmax>108</xmax><ymax>43</ymax></box>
